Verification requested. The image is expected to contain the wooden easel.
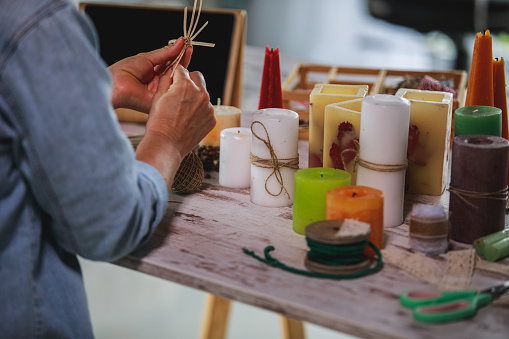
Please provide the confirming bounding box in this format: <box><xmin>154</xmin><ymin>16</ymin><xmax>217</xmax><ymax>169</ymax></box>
<box><xmin>199</xmin><ymin>294</ymin><xmax>305</xmax><ymax>339</ymax></box>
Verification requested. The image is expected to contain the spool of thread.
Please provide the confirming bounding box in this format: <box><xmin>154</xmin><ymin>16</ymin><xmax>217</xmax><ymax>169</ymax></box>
<box><xmin>408</xmin><ymin>204</ymin><xmax>449</xmax><ymax>255</ymax></box>
<box><xmin>449</xmin><ymin>135</ymin><xmax>509</xmax><ymax>243</ymax></box>
<box><xmin>242</xmin><ymin>219</ymin><xmax>383</xmax><ymax>279</ymax></box>
<box><xmin>304</xmin><ymin>219</ymin><xmax>373</xmax><ymax>274</ymax></box>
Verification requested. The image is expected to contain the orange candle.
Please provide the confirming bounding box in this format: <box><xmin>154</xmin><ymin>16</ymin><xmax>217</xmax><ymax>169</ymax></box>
<box><xmin>465</xmin><ymin>30</ymin><xmax>494</xmax><ymax>107</ymax></box>
<box><xmin>326</xmin><ymin>185</ymin><xmax>384</xmax><ymax>256</ymax></box>
<box><xmin>493</xmin><ymin>57</ymin><xmax>508</xmax><ymax>139</ymax></box>
<box><xmin>465</xmin><ymin>33</ymin><xmax>479</xmax><ymax>107</ymax></box>
<box><xmin>493</xmin><ymin>57</ymin><xmax>509</xmax><ymax>186</ymax></box>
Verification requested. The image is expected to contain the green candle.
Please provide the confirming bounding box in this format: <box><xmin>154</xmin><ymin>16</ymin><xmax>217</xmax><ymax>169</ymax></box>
<box><xmin>293</xmin><ymin>168</ymin><xmax>351</xmax><ymax>235</ymax></box>
<box><xmin>454</xmin><ymin>105</ymin><xmax>502</xmax><ymax>137</ymax></box>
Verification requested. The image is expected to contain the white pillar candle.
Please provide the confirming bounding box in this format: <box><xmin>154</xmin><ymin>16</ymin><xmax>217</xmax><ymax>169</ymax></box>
<box><xmin>219</xmin><ymin>127</ymin><xmax>252</xmax><ymax>188</ymax></box>
<box><xmin>356</xmin><ymin>94</ymin><xmax>411</xmax><ymax>228</ymax></box>
<box><xmin>250</xmin><ymin>108</ymin><xmax>299</xmax><ymax>207</ymax></box>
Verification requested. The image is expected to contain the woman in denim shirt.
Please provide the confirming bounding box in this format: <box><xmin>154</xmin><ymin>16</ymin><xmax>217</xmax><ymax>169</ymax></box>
<box><xmin>0</xmin><ymin>1</ymin><xmax>215</xmax><ymax>337</ymax></box>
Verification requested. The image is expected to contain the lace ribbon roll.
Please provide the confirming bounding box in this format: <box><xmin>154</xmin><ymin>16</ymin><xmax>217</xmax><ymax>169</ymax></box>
<box><xmin>449</xmin><ymin>135</ymin><xmax>509</xmax><ymax>243</ymax></box>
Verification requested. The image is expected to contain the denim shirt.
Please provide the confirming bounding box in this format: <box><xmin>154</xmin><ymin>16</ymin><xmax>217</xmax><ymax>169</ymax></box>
<box><xmin>0</xmin><ymin>1</ymin><xmax>168</xmax><ymax>337</ymax></box>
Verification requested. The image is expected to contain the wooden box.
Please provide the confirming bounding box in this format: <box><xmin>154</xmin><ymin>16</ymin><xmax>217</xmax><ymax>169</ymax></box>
<box><xmin>282</xmin><ymin>64</ymin><xmax>467</xmax><ymax>139</ymax></box>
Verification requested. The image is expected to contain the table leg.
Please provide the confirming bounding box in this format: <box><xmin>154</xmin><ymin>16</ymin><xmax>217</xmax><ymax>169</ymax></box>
<box><xmin>280</xmin><ymin>316</ymin><xmax>306</xmax><ymax>339</ymax></box>
<box><xmin>199</xmin><ymin>293</ymin><xmax>231</xmax><ymax>339</ymax></box>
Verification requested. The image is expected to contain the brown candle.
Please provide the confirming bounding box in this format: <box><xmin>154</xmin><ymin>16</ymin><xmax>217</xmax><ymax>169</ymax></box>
<box><xmin>449</xmin><ymin>135</ymin><xmax>509</xmax><ymax>243</ymax></box>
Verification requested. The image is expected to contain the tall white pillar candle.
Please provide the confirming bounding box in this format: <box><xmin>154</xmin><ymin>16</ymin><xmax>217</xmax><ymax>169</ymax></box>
<box><xmin>356</xmin><ymin>94</ymin><xmax>411</xmax><ymax>227</ymax></box>
<box><xmin>250</xmin><ymin>108</ymin><xmax>299</xmax><ymax>207</ymax></box>
<box><xmin>219</xmin><ymin>127</ymin><xmax>252</xmax><ymax>188</ymax></box>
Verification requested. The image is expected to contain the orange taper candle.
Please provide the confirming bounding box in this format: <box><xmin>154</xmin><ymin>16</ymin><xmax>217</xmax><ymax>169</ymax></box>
<box><xmin>465</xmin><ymin>33</ymin><xmax>479</xmax><ymax>107</ymax></box>
<box><xmin>493</xmin><ymin>57</ymin><xmax>508</xmax><ymax>139</ymax></box>
<box><xmin>326</xmin><ymin>185</ymin><xmax>384</xmax><ymax>256</ymax></box>
<box><xmin>493</xmin><ymin>57</ymin><xmax>509</xmax><ymax>186</ymax></box>
<box><xmin>465</xmin><ymin>30</ymin><xmax>494</xmax><ymax>107</ymax></box>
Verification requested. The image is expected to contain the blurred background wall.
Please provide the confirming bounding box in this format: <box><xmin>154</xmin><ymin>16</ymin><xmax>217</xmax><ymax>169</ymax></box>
<box><xmin>74</xmin><ymin>0</ymin><xmax>509</xmax><ymax>72</ymax></box>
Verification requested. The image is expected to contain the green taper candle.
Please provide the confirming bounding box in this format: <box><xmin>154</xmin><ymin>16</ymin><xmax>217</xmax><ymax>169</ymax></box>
<box><xmin>293</xmin><ymin>168</ymin><xmax>351</xmax><ymax>235</ymax></box>
<box><xmin>454</xmin><ymin>105</ymin><xmax>502</xmax><ymax>137</ymax></box>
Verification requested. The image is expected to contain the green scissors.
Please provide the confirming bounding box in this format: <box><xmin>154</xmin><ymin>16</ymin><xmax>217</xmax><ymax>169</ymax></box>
<box><xmin>400</xmin><ymin>281</ymin><xmax>509</xmax><ymax>323</ymax></box>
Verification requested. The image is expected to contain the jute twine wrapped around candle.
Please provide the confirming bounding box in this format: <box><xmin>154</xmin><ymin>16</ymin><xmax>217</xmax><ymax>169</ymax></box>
<box><xmin>447</xmin><ymin>186</ymin><xmax>509</xmax><ymax>209</ymax></box>
<box><xmin>341</xmin><ymin>140</ymin><xmax>408</xmax><ymax>173</ymax></box>
<box><xmin>408</xmin><ymin>204</ymin><xmax>450</xmax><ymax>256</ymax></box>
<box><xmin>250</xmin><ymin>121</ymin><xmax>299</xmax><ymax>199</ymax></box>
<box><xmin>410</xmin><ymin>218</ymin><xmax>450</xmax><ymax>237</ymax></box>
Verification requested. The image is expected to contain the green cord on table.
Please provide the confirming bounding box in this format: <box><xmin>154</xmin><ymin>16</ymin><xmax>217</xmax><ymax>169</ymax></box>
<box><xmin>306</xmin><ymin>238</ymin><xmax>368</xmax><ymax>266</ymax></box>
<box><xmin>242</xmin><ymin>241</ymin><xmax>383</xmax><ymax>279</ymax></box>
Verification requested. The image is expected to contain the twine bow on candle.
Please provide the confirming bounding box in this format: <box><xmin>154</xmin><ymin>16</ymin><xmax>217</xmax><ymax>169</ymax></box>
<box><xmin>250</xmin><ymin>121</ymin><xmax>299</xmax><ymax>199</ymax></box>
<box><xmin>167</xmin><ymin>0</ymin><xmax>215</xmax><ymax>77</ymax></box>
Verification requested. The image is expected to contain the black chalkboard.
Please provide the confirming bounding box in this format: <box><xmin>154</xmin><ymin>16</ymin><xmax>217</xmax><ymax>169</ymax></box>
<box><xmin>80</xmin><ymin>3</ymin><xmax>245</xmax><ymax>106</ymax></box>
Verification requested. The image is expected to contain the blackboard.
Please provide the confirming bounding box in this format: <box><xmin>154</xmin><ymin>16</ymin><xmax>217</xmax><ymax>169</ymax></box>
<box><xmin>80</xmin><ymin>2</ymin><xmax>245</xmax><ymax>112</ymax></box>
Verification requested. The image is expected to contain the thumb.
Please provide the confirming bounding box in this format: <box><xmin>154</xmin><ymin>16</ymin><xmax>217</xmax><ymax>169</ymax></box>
<box><xmin>171</xmin><ymin>65</ymin><xmax>191</xmax><ymax>84</ymax></box>
<box><xmin>144</xmin><ymin>37</ymin><xmax>186</xmax><ymax>67</ymax></box>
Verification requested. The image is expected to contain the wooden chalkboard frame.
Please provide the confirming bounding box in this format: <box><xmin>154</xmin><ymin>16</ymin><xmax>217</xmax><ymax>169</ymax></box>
<box><xmin>79</xmin><ymin>2</ymin><xmax>246</xmax><ymax>121</ymax></box>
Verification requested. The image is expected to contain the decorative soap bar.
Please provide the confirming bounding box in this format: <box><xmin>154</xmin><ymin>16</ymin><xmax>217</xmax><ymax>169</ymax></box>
<box><xmin>395</xmin><ymin>89</ymin><xmax>453</xmax><ymax>195</ymax></box>
<box><xmin>323</xmin><ymin>98</ymin><xmax>362</xmax><ymax>184</ymax></box>
<box><xmin>308</xmin><ymin>84</ymin><xmax>368</xmax><ymax>168</ymax></box>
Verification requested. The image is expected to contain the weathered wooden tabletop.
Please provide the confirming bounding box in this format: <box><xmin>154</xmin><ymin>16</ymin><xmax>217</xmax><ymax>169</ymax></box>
<box><xmin>117</xmin><ymin>46</ymin><xmax>509</xmax><ymax>339</ymax></box>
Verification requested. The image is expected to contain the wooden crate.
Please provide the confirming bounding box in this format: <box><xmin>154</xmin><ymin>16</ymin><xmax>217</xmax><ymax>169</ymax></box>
<box><xmin>282</xmin><ymin>64</ymin><xmax>467</xmax><ymax>135</ymax></box>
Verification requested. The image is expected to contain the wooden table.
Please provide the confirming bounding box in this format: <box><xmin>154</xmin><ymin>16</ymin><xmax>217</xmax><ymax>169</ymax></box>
<box><xmin>117</xmin><ymin>46</ymin><xmax>509</xmax><ymax>339</ymax></box>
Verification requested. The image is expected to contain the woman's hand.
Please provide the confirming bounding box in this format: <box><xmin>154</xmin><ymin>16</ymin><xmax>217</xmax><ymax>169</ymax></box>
<box><xmin>108</xmin><ymin>37</ymin><xmax>193</xmax><ymax>113</ymax></box>
<box><xmin>135</xmin><ymin>65</ymin><xmax>215</xmax><ymax>191</ymax></box>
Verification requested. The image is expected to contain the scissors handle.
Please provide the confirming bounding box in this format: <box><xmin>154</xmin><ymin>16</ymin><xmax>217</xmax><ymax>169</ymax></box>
<box><xmin>413</xmin><ymin>293</ymin><xmax>492</xmax><ymax>323</ymax></box>
<box><xmin>400</xmin><ymin>289</ymin><xmax>477</xmax><ymax>308</ymax></box>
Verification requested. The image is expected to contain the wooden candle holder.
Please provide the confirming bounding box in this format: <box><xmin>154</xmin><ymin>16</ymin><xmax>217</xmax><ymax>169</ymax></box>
<box><xmin>282</xmin><ymin>64</ymin><xmax>467</xmax><ymax>139</ymax></box>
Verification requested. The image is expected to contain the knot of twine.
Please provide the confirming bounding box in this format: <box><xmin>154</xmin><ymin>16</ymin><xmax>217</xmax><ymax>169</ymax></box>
<box><xmin>447</xmin><ymin>186</ymin><xmax>509</xmax><ymax>209</ymax></box>
<box><xmin>250</xmin><ymin>121</ymin><xmax>299</xmax><ymax>199</ymax></box>
<box><xmin>342</xmin><ymin>140</ymin><xmax>408</xmax><ymax>173</ymax></box>
<box><xmin>168</xmin><ymin>0</ymin><xmax>215</xmax><ymax>77</ymax></box>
